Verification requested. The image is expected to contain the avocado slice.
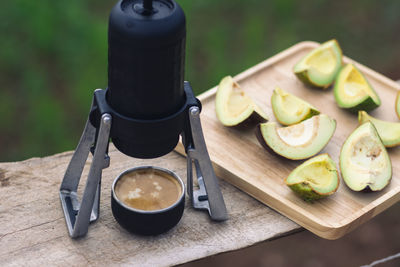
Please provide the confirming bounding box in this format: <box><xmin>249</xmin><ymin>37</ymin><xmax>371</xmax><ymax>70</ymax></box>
<box><xmin>293</xmin><ymin>40</ymin><xmax>342</xmax><ymax>88</ymax></box>
<box><xmin>271</xmin><ymin>87</ymin><xmax>320</xmax><ymax>126</ymax></box>
<box><xmin>215</xmin><ymin>76</ymin><xmax>269</xmax><ymax>126</ymax></box>
<box><xmin>334</xmin><ymin>64</ymin><xmax>381</xmax><ymax>112</ymax></box>
<box><xmin>285</xmin><ymin>154</ymin><xmax>339</xmax><ymax>202</ymax></box>
<box><xmin>256</xmin><ymin>114</ymin><xmax>336</xmax><ymax>160</ymax></box>
<box><xmin>340</xmin><ymin>122</ymin><xmax>392</xmax><ymax>192</ymax></box>
<box><xmin>396</xmin><ymin>91</ymin><xmax>400</xmax><ymax>119</ymax></box>
<box><xmin>358</xmin><ymin>111</ymin><xmax>400</xmax><ymax>147</ymax></box>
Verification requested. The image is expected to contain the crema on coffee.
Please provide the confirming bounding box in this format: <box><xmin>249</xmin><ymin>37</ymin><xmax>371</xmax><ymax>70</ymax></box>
<box><xmin>115</xmin><ymin>169</ymin><xmax>182</xmax><ymax>211</ymax></box>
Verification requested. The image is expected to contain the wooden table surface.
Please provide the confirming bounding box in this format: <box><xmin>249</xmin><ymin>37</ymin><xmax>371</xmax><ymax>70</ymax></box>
<box><xmin>0</xmin><ymin>144</ymin><xmax>300</xmax><ymax>266</ymax></box>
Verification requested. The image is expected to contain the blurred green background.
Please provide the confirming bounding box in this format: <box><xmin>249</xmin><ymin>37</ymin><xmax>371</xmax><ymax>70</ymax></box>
<box><xmin>1</xmin><ymin>0</ymin><xmax>400</xmax><ymax>162</ymax></box>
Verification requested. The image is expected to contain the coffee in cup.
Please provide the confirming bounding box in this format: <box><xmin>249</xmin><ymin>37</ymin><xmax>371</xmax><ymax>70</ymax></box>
<box><xmin>114</xmin><ymin>168</ymin><xmax>182</xmax><ymax>211</ymax></box>
<box><xmin>111</xmin><ymin>166</ymin><xmax>185</xmax><ymax>235</ymax></box>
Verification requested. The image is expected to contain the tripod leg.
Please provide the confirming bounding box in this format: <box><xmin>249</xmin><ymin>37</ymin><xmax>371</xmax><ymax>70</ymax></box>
<box><xmin>186</xmin><ymin>106</ymin><xmax>228</xmax><ymax>221</ymax></box>
<box><xmin>60</xmin><ymin>110</ymin><xmax>97</xmax><ymax>193</ymax></box>
<box><xmin>59</xmin><ymin>112</ymin><xmax>112</xmax><ymax>238</ymax></box>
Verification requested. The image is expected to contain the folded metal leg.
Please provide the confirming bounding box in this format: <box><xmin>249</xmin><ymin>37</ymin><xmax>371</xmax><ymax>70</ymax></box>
<box><xmin>186</xmin><ymin>106</ymin><xmax>228</xmax><ymax>221</ymax></box>
<box><xmin>59</xmin><ymin>110</ymin><xmax>111</xmax><ymax>238</ymax></box>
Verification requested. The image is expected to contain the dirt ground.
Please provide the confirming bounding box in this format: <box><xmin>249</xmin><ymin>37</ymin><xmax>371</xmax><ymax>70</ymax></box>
<box><xmin>182</xmin><ymin>201</ymin><xmax>400</xmax><ymax>267</ymax></box>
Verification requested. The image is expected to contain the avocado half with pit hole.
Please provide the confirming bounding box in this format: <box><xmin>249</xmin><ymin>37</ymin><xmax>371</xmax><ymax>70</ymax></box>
<box><xmin>340</xmin><ymin>122</ymin><xmax>392</xmax><ymax>192</ymax></box>
<box><xmin>396</xmin><ymin>91</ymin><xmax>400</xmax><ymax>119</ymax></box>
<box><xmin>293</xmin><ymin>40</ymin><xmax>342</xmax><ymax>88</ymax></box>
<box><xmin>358</xmin><ymin>111</ymin><xmax>400</xmax><ymax>147</ymax></box>
<box><xmin>256</xmin><ymin>114</ymin><xmax>336</xmax><ymax>160</ymax></box>
<box><xmin>285</xmin><ymin>154</ymin><xmax>339</xmax><ymax>202</ymax></box>
<box><xmin>334</xmin><ymin>64</ymin><xmax>381</xmax><ymax>112</ymax></box>
<box><xmin>271</xmin><ymin>87</ymin><xmax>320</xmax><ymax>126</ymax></box>
<box><xmin>215</xmin><ymin>76</ymin><xmax>269</xmax><ymax>126</ymax></box>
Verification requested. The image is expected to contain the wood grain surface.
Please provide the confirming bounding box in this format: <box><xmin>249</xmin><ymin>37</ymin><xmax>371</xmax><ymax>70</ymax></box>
<box><xmin>0</xmin><ymin>145</ymin><xmax>299</xmax><ymax>266</ymax></box>
<box><xmin>176</xmin><ymin>41</ymin><xmax>400</xmax><ymax>240</ymax></box>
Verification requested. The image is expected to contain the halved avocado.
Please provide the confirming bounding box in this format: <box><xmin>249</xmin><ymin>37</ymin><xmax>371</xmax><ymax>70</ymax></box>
<box><xmin>216</xmin><ymin>76</ymin><xmax>269</xmax><ymax>126</ymax></box>
<box><xmin>334</xmin><ymin>64</ymin><xmax>381</xmax><ymax>112</ymax></box>
<box><xmin>271</xmin><ymin>87</ymin><xmax>320</xmax><ymax>126</ymax></box>
<box><xmin>340</xmin><ymin>122</ymin><xmax>392</xmax><ymax>192</ymax></box>
<box><xmin>256</xmin><ymin>114</ymin><xmax>336</xmax><ymax>160</ymax></box>
<box><xmin>293</xmin><ymin>40</ymin><xmax>342</xmax><ymax>88</ymax></box>
<box><xmin>396</xmin><ymin>91</ymin><xmax>400</xmax><ymax>119</ymax></box>
<box><xmin>285</xmin><ymin>154</ymin><xmax>339</xmax><ymax>202</ymax></box>
<box><xmin>358</xmin><ymin>111</ymin><xmax>400</xmax><ymax>147</ymax></box>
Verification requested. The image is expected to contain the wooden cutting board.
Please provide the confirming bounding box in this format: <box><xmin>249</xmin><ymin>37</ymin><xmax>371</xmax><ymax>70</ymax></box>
<box><xmin>176</xmin><ymin>41</ymin><xmax>400</xmax><ymax>240</ymax></box>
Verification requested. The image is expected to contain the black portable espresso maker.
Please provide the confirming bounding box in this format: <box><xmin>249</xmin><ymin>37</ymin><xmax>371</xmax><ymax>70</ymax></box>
<box><xmin>59</xmin><ymin>0</ymin><xmax>228</xmax><ymax>238</ymax></box>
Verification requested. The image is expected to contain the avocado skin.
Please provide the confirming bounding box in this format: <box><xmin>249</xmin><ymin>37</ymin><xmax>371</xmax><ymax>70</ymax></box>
<box><xmin>295</xmin><ymin>71</ymin><xmax>332</xmax><ymax>89</ymax></box>
<box><xmin>255</xmin><ymin>124</ymin><xmax>282</xmax><ymax>157</ymax></box>
<box><xmin>337</xmin><ymin>96</ymin><xmax>380</xmax><ymax>113</ymax></box>
<box><xmin>288</xmin><ymin>183</ymin><xmax>325</xmax><ymax>202</ymax></box>
<box><xmin>230</xmin><ymin>111</ymin><xmax>268</xmax><ymax>129</ymax></box>
<box><xmin>303</xmin><ymin>108</ymin><xmax>321</xmax><ymax>121</ymax></box>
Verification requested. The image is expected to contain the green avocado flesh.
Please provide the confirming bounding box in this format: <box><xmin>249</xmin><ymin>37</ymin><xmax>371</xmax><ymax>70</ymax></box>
<box><xmin>285</xmin><ymin>154</ymin><xmax>339</xmax><ymax>202</ymax></box>
<box><xmin>293</xmin><ymin>40</ymin><xmax>342</xmax><ymax>88</ymax></box>
<box><xmin>358</xmin><ymin>111</ymin><xmax>400</xmax><ymax>147</ymax></box>
<box><xmin>215</xmin><ymin>76</ymin><xmax>269</xmax><ymax>126</ymax></box>
<box><xmin>271</xmin><ymin>87</ymin><xmax>320</xmax><ymax>126</ymax></box>
<box><xmin>334</xmin><ymin>64</ymin><xmax>381</xmax><ymax>112</ymax></box>
<box><xmin>256</xmin><ymin>114</ymin><xmax>336</xmax><ymax>160</ymax></box>
<box><xmin>340</xmin><ymin>122</ymin><xmax>392</xmax><ymax>192</ymax></box>
<box><xmin>396</xmin><ymin>91</ymin><xmax>400</xmax><ymax>120</ymax></box>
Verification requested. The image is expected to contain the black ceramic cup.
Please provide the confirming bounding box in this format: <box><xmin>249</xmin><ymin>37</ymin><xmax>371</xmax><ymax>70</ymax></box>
<box><xmin>111</xmin><ymin>166</ymin><xmax>185</xmax><ymax>235</ymax></box>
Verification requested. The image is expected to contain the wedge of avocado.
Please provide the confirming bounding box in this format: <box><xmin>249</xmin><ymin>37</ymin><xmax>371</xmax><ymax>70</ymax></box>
<box><xmin>271</xmin><ymin>87</ymin><xmax>320</xmax><ymax>126</ymax></box>
<box><xmin>334</xmin><ymin>64</ymin><xmax>381</xmax><ymax>112</ymax></box>
<box><xmin>285</xmin><ymin>154</ymin><xmax>339</xmax><ymax>202</ymax></box>
<box><xmin>358</xmin><ymin>111</ymin><xmax>400</xmax><ymax>147</ymax></box>
<box><xmin>256</xmin><ymin>114</ymin><xmax>336</xmax><ymax>160</ymax></box>
<box><xmin>396</xmin><ymin>91</ymin><xmax>400</xmax><ymax>119</ymax></box>
<box><xmin>215</xmin><ymin>76</ymin><xmax>269</xmax><ymax>126</ymax></box>
<box><xmin>293</xmin><ymin>40</ymin><xmax>342</xmax><ymax>88</ymax></box>
<box><xmin>340</xmin><ymin>122</ymin><xmax>392</xmax><ymax>192</ymax></box>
